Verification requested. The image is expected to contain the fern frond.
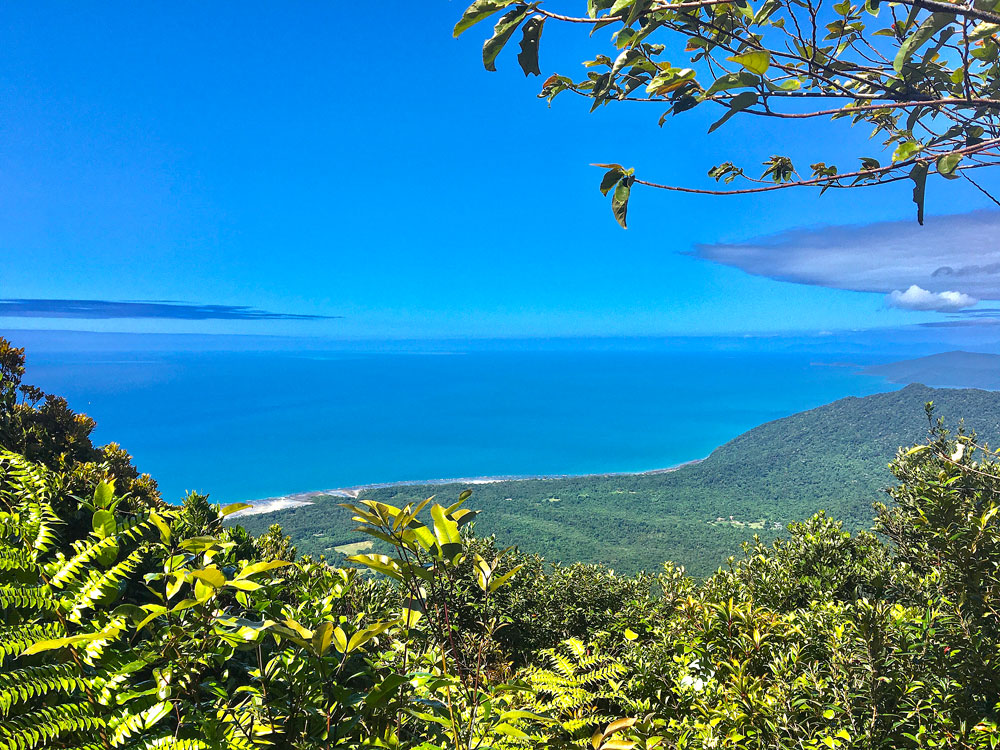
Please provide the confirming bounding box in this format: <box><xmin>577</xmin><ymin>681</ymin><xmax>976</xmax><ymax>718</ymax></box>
<box><xmin>107</xmin><ymin>699</ymin><xmax>171</xmax><ymax>747</ymax></box>
<box><xmin>0</xmin><ymin>548</ymin><xmax>37</xmax><ymax>575</ymax></box>
<box><xmin>23</xmin><ymin>502</ymin><xmax>60</xmax><ymax>554</ymax></box>
<box><xmin>0</xmin><ymin>701</ymin><xmax>103</xmax><ymax>750</ymax></box>
<box><xmin>47</xmin><ymin>536</ymin><xmax>122</xmax><ymax>589</ymax></box>
<box><xmin>0</xmin><ymin>585</ymin><xmax>56</xmax><ymax>612</ymax></box>
<box><xmin>0</xmin><ymin>624</ymin><xmax>62</xmax><ymax>667</ymax></box>
<box><xmin>112</xmin><ymin>514</ymin><xmax>157</xmax><ymax>545</ymax></box>
<box><xmin>136</xmin><ymin>738</ymin><xmax>210</xmax><ymax>750</ymax></box>
<box><xmin>67</xmin><ymin>549</ymin><xmax>144</xmax><ymax>622</ymax></box>
<box><xmin>0</xmin><ymin>663</ymin><xmax>85</xmax><ymax>715</ymax></box>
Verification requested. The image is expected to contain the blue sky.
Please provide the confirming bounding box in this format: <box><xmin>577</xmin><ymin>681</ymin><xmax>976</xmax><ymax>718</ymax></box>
<box><xmin>2</xmin><ymin>1</ymin><xmax>999</xmax><ymax>339</ymax></box>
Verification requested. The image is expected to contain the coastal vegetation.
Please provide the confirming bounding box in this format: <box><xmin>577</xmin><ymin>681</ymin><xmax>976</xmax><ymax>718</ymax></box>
<box><xmin>2</xmin><ymin>336</ymin><xmax>1000</xmax><ymax>748</ymax></box>
<box><xmin>239</xmin><ymin>383</ymin><xmax>1000</xmax><ymax>576</ymax></box>
<box><xmin>454</xmin><ymin>0</ymin><xmax>1000</xmax><ymax>225</ymax></box>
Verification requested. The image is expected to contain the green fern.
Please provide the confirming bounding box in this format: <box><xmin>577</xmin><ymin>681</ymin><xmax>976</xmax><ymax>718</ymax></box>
<box><xmin>0</xmin><ymin>664</ymin><xmax>86</xmax><ymax>715</ymax></box>
<box><xmin>516</xmin><ymin>638</ymin><xmax>629</xmax><ymax>748</ymax></box>
<box><xmin>0</xmin><ymin>702</ymin><xmax>103</xmax><ymax>750</ymax></box>
<box><xmin>0</xmin><ymin>451</ymin><xmax>164</xmax><ymax>750</ymax></box>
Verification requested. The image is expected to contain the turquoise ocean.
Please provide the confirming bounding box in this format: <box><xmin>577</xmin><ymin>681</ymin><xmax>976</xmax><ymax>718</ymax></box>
<box><xmin>12</xmin><ymin>338</ymin><xmax>900</xmax><ymax>504</ymax></box>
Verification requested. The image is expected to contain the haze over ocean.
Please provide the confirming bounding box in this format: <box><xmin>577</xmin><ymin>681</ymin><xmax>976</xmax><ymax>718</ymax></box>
<box><xmin>9</xmin><ymin>333</ymin><xmax>903</xmax><ymax>505</ymax></box>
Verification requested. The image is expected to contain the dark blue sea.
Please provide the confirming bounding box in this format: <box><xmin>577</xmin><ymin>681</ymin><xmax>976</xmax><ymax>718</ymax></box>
<box><xmin>11</xmin><ymin>336</ymin><xmax>899</xmax><ymax>504</ymax></box>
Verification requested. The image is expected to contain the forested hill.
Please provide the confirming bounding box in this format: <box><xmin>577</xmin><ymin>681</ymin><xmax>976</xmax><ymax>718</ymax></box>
<box><xmin>236</xmin><ymin>384</ymin><xmax>1000</xmax><ymax>576</ymax></box>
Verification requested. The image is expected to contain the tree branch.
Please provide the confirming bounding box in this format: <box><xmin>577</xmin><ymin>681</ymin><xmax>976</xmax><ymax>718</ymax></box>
<box><xmin>534</xmin><ymin>0</ymin><xmax>1000</xmax><ymax>25</ymax></box>
<box><xmin>634</xmin><ymin>137</ymin><xmax>1000</xmax><ymax>194</ymax></box>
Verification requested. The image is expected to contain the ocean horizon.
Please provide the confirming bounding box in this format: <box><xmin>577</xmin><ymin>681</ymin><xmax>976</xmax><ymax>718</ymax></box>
<box><xmin>3</xmin><ymin>331</ymin><xmax>908</xmax><ymax>505</ymax></box>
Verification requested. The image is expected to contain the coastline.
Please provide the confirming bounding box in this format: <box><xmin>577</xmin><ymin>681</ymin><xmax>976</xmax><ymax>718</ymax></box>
<box><xmin>231</xmin><ymin>458</ymin><xmax>706</xmax><ymax>517</ymax></box>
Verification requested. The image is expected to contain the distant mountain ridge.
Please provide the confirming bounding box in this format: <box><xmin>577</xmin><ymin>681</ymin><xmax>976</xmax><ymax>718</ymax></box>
<box><xmin>865</xmin><ymin>350</ymin><xmax>1000</xmax><ymax>389</ymax></box>
<box><xmin>235</xmin><ymin>384</ymin><xmax>1000</xmax><ymax>576</ymax></box>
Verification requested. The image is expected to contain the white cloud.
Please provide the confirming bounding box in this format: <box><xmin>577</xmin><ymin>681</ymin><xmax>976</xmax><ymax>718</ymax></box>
<box><xmin>887</xmin><ymin>285</ymin><xmax>978</xmax><ymax>312</ymax></box>
<box><xmin>692</xmin><ymin>210</ymin><xmax>1000</xmax><ymax>300</ymax></box>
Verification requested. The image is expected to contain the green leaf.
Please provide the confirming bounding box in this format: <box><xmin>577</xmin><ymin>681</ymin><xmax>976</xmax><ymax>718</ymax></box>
<box><xmin>93</xmin><ymin>480</ymin><xmax>115</xmax><ymax>510</ymax></box>
<box><xmin>610</xmin><ymin>48</ymin><xmax>642</xmax><ymax>80</ymax></box>
<box><xmin>493</xmin><ymin>724</ymin><xmax>531</xmax><ymax>740</ymax></box>
<box><xmin>166</xmin><ymin>574</ymin><xmax>184</xmax><ymax>600</ymax></box>
<box><xmin>179</xmin><ymin>536</ymin><xmax>219</xmax><ymax>553</ymax></box>
<box><xmin>443</xmin><ymin>494</ymin><xmax>469</xmax><ymax>515</ymax></box>
<box><xmin>406</xmin><ymin>523</ymin><xmax>437</xmax><ymax>551</ymax></box>
<box><xmin>347</xmin><ymin>620</ymin><xmax>395</xmax><ymax>653</ymax></box>
<box><xmin>348</xmin><ymin>553</ymin><xmax>404</xmax><ymax>581</ymax></box>
<box><xmin>135</xmin><ymin>604</ymin><xmax>169</xmax><ymax>631</ymax></box>
<box><xmin>612</xmin><ymin>176</ymin><xmax>634</xmax><ymax>229</ymax></box>
<box><xmin>312</xmin><ymin>622</ymin><xmax>335</xmax><ymax>656</ymax></box>
<box><xmin>192</xmin><ymin>567</ymin><xmax>226</xmax><ymax>589</ymax></box>
<box><xmin>23</xmin><ymin>631</ymin><xmax>105</xmax><ymax>656</ymax></box>
<box><xmin>400</xmin><ymin>605</ymin><xmax>423</xmax><ymax>627</ymax></box>
<box><xmin>93</xmin><ymin>509</ymin><xmax>116</xmax><ymax>539</ymax></box>
<box><xmin>517</xmin><ymin>16</ymin><xmax>545</xmax><ymax>76</ymax></box>
<box><xmin>708</xmin><ymin>92</ymin><xmax>758</xmax><ymax>133</ymax></box>
<box><xmin>727</xmin><ymin>50</ymin><xmax>770</xmax><ymax>74</ymax></box>
<box><xmin>936</xmin><ymin>152</ymin><xmax>962</xmax><ymax>179</ymax></box>
<box><xmin>646</xmin><ymin>67</ymin><xmax>697</xmax><ymax>95</ymax></box>
<box><xmin>454</xmin><ymin>0</ymin><xmax>517</xmax><ymax>37</ymax></box>
<box><xmin>489</xmin><ymin>563</ymin><xmax>524</xmax><ymax>592</ymax></box>
<box><xmin>393</xmin><ymin>495</ymin><xmax>434</xmax><ymax>532</ymax></box>
<box><xmin>501</xmin><ymin>709</ymin><xmax>557</xmax><ymax>723</ymax></box>
<box><xmin>148</xmin><ymin>511</ymin><xmax>172</xmax><ymax>545</ymax></box>
<box><xmin>610</xmin><ymin>0</ymin><xmax>637</xmax><ymax>14</ymax></box>
<box><xmin>483</xmin><ymin>6</ymin><xmax>531</xmax><ymax>72</ymax></box>
<box><xmin>606</xmin><ymin>718</ymin><xmax>637</xmax><ymax>735</ymax></box>
<box><xmin>823</xmin><ymin>708</ymin><xmax>836</xmax><ymax>719</ymax></box>
<box><xmin>225</xmin><ymin>578</ymin><xmax>262</xmax><ymax>592</ymax></box>
<box><xmin>474</xmin><ymin>554</ymin><xmax>492</xmax><ymax>591</ymax></box>
<box><xmin>451</xmin><ymin>508</ymin><xmax>479</xmax><ymax>528</ymax></box>
<box><xmin>431</xmin><ymin>503</ymin><xmax>461</xmax><ymax>549</ymax></box>
<box><xmin>144</xmin><ymin>702</ymin><xmax>172</xmax><ymax>729</ymax></box>
<box><xmin>910</xmin><ymin>161</ymin><xmax>929</xmax><ymax>225</ymax></box>
<box><xmin>894</xmin><ymin>12</ymin><xmax>954</xmax><ymax>71</ymax></box>
<box><xmin>600</xmin><ymin>168</ymin><xmax>624</xmax><ymax>195</ymax></box>
<box><xmin>235</xmin><ymin>560</ymin><xmax>293</xmax><ymax>580</ymax></box>
<box><xmin>220</xmin><ymin>502</ymin><xmax>252</xmax><ymax>517</ymax></box>
<box><xmin>282</xmin><ymin>618</ymin><xmax>314</xmax><ymax>641</ymax></box>
<box><xmin>892</xmin><ymin>141</ymin><xmax>923</xmax><ymax>162</ymax></box>
<box><xmin>971</xmin><ymin>21</ymin><xmax>1000</xmax><ymax>40</ymax></box>
<box><xmin>765</xmin><ymin>77</ymin><xmax>801</xmax><ymax>92</ymax></box>
<box><xmin>365</xmin><ymin>673</ymin><xmax>410</xmax><ymax>707</ymax></box>
<box><xmin>704</xmin><ymin>71</ymin><xmax>759</xmax><ymax>96</ymax></box>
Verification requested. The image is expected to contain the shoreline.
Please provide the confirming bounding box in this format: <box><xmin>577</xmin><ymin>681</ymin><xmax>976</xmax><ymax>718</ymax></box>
<box><xmin>230</xmin><ymin>458</ymin><xmax>706</xmax><ymax>517</ymax></box>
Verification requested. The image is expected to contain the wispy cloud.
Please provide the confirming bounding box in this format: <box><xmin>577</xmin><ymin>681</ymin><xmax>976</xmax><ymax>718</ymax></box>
<box><xmin>888</xmin><ymin>285</ymin><xmax>978</xmax><ymax>312</ymax></box>
<box><xmin>0</xmin><ymin>299</ymin><xmax>340</xmax><ymax>321</ymax></box>
<box><xmin>692</xmin><ymin>210</ymin><xmax>1000</xmax><ymax>301</ymax></box>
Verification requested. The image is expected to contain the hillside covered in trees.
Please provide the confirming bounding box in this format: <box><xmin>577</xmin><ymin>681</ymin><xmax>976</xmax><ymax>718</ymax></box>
<box><xmin>240</xmin><ymin>384</ymin><xmax>1000</xmax><ymax>576</ymax></box>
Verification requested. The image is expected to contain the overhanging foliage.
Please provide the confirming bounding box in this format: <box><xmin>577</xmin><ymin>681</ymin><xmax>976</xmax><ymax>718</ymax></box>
<box><xmin>455</xmin><ymin>0</ymin><xmax>1000</xmax><ymax>225</ymax></box>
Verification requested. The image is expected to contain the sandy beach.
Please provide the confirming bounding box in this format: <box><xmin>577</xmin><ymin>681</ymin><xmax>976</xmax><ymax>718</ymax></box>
<box><xmin>230</xmin><ymin>459</ymin><xmax>705</xmax><ymax>517</ymax></box>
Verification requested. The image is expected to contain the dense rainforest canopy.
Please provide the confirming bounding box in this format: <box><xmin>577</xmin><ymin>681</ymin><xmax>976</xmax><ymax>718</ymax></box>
<box><xmin>1</xmin><ymin>338</ymin><xmax>1000</xmax><ymax>749</ymax></box>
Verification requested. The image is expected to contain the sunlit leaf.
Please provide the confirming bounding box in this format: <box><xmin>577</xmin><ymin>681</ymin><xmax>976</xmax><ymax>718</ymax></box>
<box><xmin>483</xmin><ymin>6</ymin><xmax>531</xmax><ymax>72</ymax></box>
<box><xmin>454</xmin><ymin>0</ymin><xmax>518</xmax><ymax>37</ymax></box>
